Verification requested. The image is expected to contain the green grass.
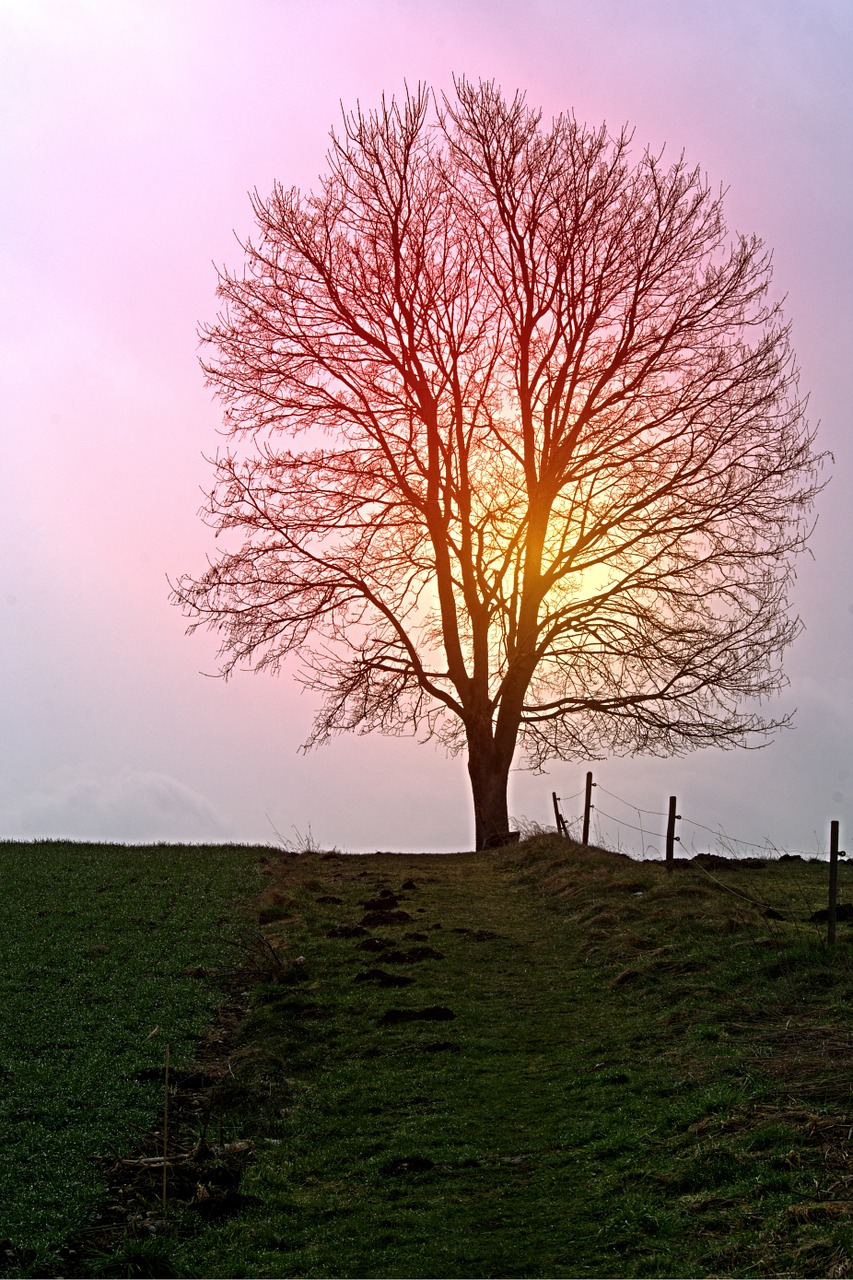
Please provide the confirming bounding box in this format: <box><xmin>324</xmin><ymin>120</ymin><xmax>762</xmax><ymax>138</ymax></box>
<box><xmin>0</xmin><ymin>840</ymin><xmax>263</xmax><ymax>1276</ymax></box>
<box><xmin>160</xmin><ymin>840</ymin><xmax>853</xmax><ymax>1278</ymax></box>
<box><xmin>7</xmin><ymin>836</ymin><xmax>853</xmax><ymax>1277</ymax></box>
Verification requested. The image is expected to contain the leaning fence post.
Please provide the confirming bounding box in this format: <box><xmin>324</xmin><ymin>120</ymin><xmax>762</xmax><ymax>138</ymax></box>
<box><xmin>552</xmin><ymin>791</ymin><xmax>568</xmax><ymax>838</ymax></box>
<box><xmin>665</xmin><ymin>796</ymin><xmax>680</xmax><ymax>873</ymax></box>
<box><xmin>828</xmin><ymin>820</ymin><xmax>840</xmax><ymax>944</ymax></box>
<box><xmin>582</xmin><ymin>772</ymin><xmax>594</xmax><ymax>847</ymax></box>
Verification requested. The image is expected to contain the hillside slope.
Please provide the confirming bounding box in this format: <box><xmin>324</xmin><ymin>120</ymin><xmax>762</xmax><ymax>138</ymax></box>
<box><xmin>108</xmin><ymin>835</ymin><xmax>853</xmax><ymax>1279</ymax></box>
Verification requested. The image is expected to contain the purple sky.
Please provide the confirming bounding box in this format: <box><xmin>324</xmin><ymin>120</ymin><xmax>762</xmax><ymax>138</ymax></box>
<box><xmin>2</xmin><ymin>0</ymin><xmax>851</xmax><ymax>856</ymax></box>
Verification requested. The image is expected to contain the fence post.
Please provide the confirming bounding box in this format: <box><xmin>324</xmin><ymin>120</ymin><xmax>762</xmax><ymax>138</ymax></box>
<box><xmin>582</xmin><ymin>771</ymin><xmax>594</xmax><ymax>847</ymax></box>
<box><xmin>828</xmin><ymin>820</ymin><xmax>840</xmax><ymax>944</ymax></box>
<box><xmin>665</xmin><ymin>796</ymin><xmax>679</xmax><ymax>873</ymax></box>
<box><xmin>552</xmin><ymin>791</ymin><xmax>568</xmax><ymax>838</ymax></box>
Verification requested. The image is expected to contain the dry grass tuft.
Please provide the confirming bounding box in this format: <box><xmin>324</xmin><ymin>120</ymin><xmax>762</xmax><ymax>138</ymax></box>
<box><xmin>746</xmin><ymin>1023</ymin><xmax>853</xmax><ymax>1105</ymax></box>
<box><xmin>786</xmin><ymin>1201</ymin><xmax>853</xmax><ymax>1222</ymax></box>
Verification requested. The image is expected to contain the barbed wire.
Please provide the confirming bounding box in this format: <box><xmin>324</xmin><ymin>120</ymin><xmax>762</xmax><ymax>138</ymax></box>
<box><xmin>558</xmin><ymin>779</ymin><xmax>824</xmax><ymax>861</ymax></box>
<box><xmin>679</xmin><ymin>819</ymin><xmax>818</xmax><ymax>860</ymax></box>
<box><xmin>592</xmin><ymin>805</ymin><xmax>664</xmax><ymax>841</ymax></box>
<box><xmin>594</xmin><ymin>784</ymin><xmax>668</xmax><ymax>818</ymax></box>
<box><xmin>677</xmin><ymin>814</ymin><xmax>783</xmax><ymax>851</ymax></box>
<box><xmin>686</xmin><ymin>852</ymin><xmax>778</xmax><ymax>910</ymax></box>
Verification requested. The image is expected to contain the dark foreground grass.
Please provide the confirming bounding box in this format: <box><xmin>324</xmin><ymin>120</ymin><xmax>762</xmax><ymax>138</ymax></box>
<box><xmin>9</xmin><ymin>836</ymin><xmax>853</xmax><ymax>1278</ymax></box>
<box><xmin>0</xmin><ymin>840</ymin><xmax>263</xmax><ymax>1276</ymax></box>
<box><xmin>102</xmin><ymin>837</ymin><xmax>853</xmax><ymax>1280</ymax></box>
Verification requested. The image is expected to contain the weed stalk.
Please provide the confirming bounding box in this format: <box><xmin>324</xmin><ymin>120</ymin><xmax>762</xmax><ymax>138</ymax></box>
<box><xmin>162</xmin><ymin>1042</ymin><xmax>169</xmax><ymax>1212</ymax></box>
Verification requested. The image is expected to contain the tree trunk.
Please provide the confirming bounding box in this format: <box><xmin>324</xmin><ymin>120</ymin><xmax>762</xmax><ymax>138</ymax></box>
<box><xmin>467</xmin><ymin>742</ymin><xmax>513</xmax><ymax>851</ymax></box>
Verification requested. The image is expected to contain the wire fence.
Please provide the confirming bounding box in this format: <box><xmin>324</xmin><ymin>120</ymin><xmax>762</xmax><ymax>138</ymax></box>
<box><xmin>555</xmin><ymin>777</ymin><xmax>828</xmax><ymax>864</ymax></box>
<box><xmin>546</xmin><ymin>778</ymin><xmax>851</xmax><ymax>950</ymax></box>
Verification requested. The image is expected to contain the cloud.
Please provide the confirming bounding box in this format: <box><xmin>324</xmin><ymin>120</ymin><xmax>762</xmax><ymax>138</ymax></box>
<box><xmin>1</xmin><ymin>765</ymin><xmax>231</xmax><ymax>843</ymax></box>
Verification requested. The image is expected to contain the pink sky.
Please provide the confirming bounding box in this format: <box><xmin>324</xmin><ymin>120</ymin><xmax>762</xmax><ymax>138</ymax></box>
<box><xmin>2</xmin><ymin>0</ymin><xmax>851</xmax><ymax>855</ymax></box>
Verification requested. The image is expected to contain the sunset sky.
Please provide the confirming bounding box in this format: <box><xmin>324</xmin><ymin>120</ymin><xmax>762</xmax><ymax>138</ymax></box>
<box><xmin>2</xmin><ymin>0</ymin><xmax>851</xmax><ymax>857</ymax></box>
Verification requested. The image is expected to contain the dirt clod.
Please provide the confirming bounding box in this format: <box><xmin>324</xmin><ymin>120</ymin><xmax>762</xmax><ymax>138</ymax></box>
<box><xmin>353</xmin><ymin>968</ymin><xmax>415</xmax><ymax>988</ymax></box>
<box><xmin>810</xmin><ymin>903</ymin><xmax>853</xmax><ymax>923</ymax></box>
<box><xmin>361</xmin><ymin>910</ymin><xmax>413</xmax><ymax>927</ymax></box>
<box><xmin>378</xmin><ymin>1006</ymin><xmax>455</xmax><ymax>1025</ymax></box>
<box><xmin>362</xmin><ymin>893</ymin><xmax>402</xmax><ymax>911</ymax></box>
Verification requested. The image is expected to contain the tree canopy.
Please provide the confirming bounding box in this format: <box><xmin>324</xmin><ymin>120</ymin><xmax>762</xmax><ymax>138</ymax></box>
<box><xmin>173</xmin><ymin>80</ymin><xmax>825</xmax><ymax>848</ymax></box>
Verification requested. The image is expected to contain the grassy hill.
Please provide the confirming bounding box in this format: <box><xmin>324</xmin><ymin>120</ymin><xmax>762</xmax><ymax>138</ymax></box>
<box><xmin>4</xmin><ymin>835</ymin><xmax>853</xmax><ymax>1277</ymax></box>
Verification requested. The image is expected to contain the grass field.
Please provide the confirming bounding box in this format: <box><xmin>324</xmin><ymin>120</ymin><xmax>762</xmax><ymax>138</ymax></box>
<box><xmin>0</xmin><ymin>839</ymin><xmax>262</xmax><ymax>1276</ymax></box>
<box><xmin>5</xmin><ymin>836</ymin><xmax>853</xmax><ymax>1277</ymax></box>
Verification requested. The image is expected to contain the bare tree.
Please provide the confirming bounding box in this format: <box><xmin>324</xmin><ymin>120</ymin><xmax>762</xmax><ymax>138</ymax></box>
<box><xmin>172</xmin><ymin>80</ymin><xmax>825</xmax><ymax>849</ymax></box>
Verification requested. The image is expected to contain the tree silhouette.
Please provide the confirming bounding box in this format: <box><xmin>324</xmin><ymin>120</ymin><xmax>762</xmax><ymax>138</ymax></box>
<box><xmin>173</xmin><ymin>81</ymin><xmax>825</xmax><ymax>849</ymax></box>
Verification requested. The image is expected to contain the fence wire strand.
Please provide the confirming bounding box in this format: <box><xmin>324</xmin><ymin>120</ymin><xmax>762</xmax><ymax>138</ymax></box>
<box><xmin>594</xmin><ymin>785</ymin><xmax>669</xmax><ymax>818</ymax></box>
<box><xmin>592</xmin><ymin>805</ymin><xmax>664</xmax><ymax>841</ymax></box>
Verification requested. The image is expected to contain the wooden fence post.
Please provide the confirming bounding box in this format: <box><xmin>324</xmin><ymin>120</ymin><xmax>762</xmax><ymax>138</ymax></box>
<box><xmin>552</xmin><ymin>792</ymin><xmax>568</xmax><ymax>838</ymax></box>
<box><xmin>665</xmin><ymin>796</ymin><xmax>679</xmax><ymax>873</ymax></box>
<box><xmin>828</xmin><ymin>820</ymin><xmax>840</xmax><ymax>944</ymax></box>
<box><xmin>582</xmin><ymin>772</ymin><xmax>594</xmax><ymax>847</ymax></box>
